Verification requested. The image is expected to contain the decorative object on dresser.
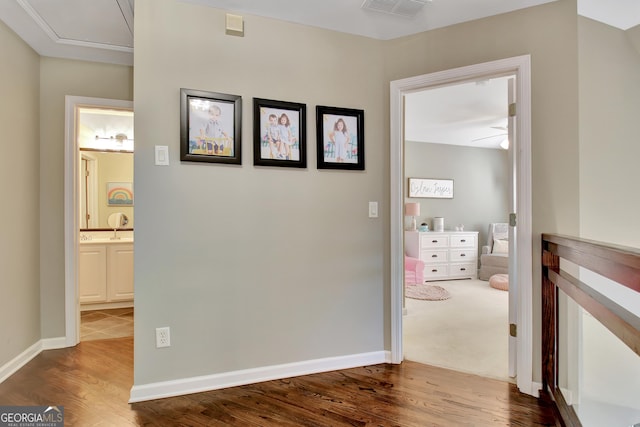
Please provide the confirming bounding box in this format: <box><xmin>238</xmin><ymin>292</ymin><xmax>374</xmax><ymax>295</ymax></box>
<box><xmin>478</xmin><ymin>223</ymin><xmax>509</xmax><ymax>280</ymax></box>
<box><xmin>405</xmin><ymin>230</ymin><xmax>479</xmax><ymax>281</ymax></box>
<box><xmin>405</xmin><ymin>202</ymin><xmax>420</xmax><ymax>231</ymax></box>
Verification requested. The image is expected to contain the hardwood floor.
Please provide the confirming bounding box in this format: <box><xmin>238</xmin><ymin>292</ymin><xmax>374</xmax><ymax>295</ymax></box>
<box><xmin>0</xmin><ymin>337</ymin><xmax>559</xmax><ymax>426</ymax></box>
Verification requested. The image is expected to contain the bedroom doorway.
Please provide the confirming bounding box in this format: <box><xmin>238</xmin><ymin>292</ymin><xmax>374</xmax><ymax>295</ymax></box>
<box><xmin>402</xmin><ymin>75</ymin><xmax>513</xmax><ymax>382</ymax></box>
<box><xmin>390</xmin><ymin>55</ymin><xmax>535</xmax><ymax>396</ymax></box>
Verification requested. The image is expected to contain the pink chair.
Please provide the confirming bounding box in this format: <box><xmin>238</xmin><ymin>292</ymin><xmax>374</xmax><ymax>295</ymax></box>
<box><xmin>405</xmin><ymin>255</ymin><xmax>425</xmax><ymax>284</ymax></box>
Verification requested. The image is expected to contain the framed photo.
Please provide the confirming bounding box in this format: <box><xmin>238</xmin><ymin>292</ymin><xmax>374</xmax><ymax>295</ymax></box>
<box><xmin>408</xmin><ymin>178</ymin><xmax>454</xmax><ymax>199</ymax></box>
<box><xmin>316</xmin><ymin>105</ymin><xmax>364</xmax><ymax>170</ymax></box>
<box><xmin>253</xmin><ymin>98</ymin><xmax>306</xmax><ymax>168</ymax></box>
<box><xmin>107</xmin><ymin>182</ymin><xmax>133</xmax><ymax>206</ymax></box>
<box><xmin>180</xmin><ymin>88</ymin><xmax>242</xmax><ymax>164</ymax></box>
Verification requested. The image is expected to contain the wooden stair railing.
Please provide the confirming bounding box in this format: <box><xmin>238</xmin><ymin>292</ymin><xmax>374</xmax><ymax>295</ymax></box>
<box><xmin>541</xmin><ymin>233</ymin><xmax>640</xmax><ymax>426</ymax></box>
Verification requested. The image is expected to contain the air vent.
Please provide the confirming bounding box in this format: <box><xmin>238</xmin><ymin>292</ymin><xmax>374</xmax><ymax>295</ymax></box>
<box><xmin>361</xmin><ymin>0</ymin><xmax>431</xmax><ymax>17</ymax></box>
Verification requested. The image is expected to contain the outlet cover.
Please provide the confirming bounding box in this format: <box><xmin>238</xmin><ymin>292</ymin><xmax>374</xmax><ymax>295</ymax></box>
<box><xmin>156</xmin><ymin>327</ymin><xmax>170</xmax><ymax>348</ymax></box>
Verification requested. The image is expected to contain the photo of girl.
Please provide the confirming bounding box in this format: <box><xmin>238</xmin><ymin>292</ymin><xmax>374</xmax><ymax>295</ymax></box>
<box><xmin>322</xmin><ymin>114</ymin><xmax>358</xmax><ymax>164</ymax></box>
<box><xmin>316</xmin><ymin>105</ymin><xmax>364</xmax><ymax>170</ymax></box>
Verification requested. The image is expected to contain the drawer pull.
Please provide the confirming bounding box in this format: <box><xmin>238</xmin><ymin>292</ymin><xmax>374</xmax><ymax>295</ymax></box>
<box><xmin>461</xmin><ymin>239</ymin><xmax>466</xmax><ymax>242</ymax></box>
<box><xmin>460</xmin><ymin>254</ymin><xmax>466</xmax><ymax>257</ymax></box>
<box><xmin>432</xmin><ymin>240</ymin><xmax>438</xmax><ymax>243</ymax></box>
<box><xmin>460</xmin><ymin>268</ymin><xmax>466</xmax><ymax>271</ymax></box>
<box><xmin>431</xmin><ymin>269</ymin><xmax>438</xmax><ymax>272</ymax></box>
<box><xmin>432</xmin><ymin>254</ymin><xmax>438</xmax><ymax>258</ymax></box>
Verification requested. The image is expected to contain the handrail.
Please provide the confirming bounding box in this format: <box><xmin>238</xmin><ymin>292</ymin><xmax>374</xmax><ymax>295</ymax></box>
<box><xmin>541</xmin><ymin>233</ymin><xmax>640</xmax><ymax>427</ymax></box>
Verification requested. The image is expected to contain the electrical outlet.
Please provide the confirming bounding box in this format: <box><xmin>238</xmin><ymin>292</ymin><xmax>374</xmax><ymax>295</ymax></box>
<box><xmin>156</xmin><ymin>327</ymin><xmax>170</xmax><ymax>348</ymax></box>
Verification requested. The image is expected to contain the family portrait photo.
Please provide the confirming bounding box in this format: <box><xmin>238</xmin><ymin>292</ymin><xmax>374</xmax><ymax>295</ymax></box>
<box><xmin>253</xmin><ymin>98</ymin><xmax>307</xmax><ymax>168</ymax></box>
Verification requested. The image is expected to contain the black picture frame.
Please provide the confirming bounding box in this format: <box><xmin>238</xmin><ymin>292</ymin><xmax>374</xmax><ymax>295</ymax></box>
<box><xmin>316</xmin><ymin>105</ymin><xmax>364</xmax><ymax>170</ymax></box>
<box><xmin>253</xmin><ymin>98</ymin><xmax>307</xmax><ymax>168</ymax></box>
<box><xmin>180</xmin><ymin>88</ymin><xmax>242</xmax><ymax>164</ymax></box>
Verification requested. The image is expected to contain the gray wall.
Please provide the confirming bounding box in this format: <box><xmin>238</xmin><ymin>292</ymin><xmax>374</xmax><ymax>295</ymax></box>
<box><xmin>0</xmin><ymin>20</ymin><xmax>40</xmax><ymax>367</ymax></box>
<box><xmin>577</xmin><ymin>16</ymin><xmax>640</xmax><ymax>412</ymax></box>
<box><xmin>383</xmin><ymin>0</ymin><xmax>580</xmax><ymax>380</ymax></box>
<box><xmin>0</xmin><ymin>0</ymin><xmax>586</xmax><ymax>389</ymax></box>
<box><xmin>133</xmin><ymin>0</ymin><xmax>386</xmax><ymax>384</ymax></box>
<box><xmin>405</xmin><ymin>141</ymin><xmax>509</xmax><ymax>253</ymax></box>
<box><xmin>39</xmin><ymin>58</ymin><xmax>133</xmax><ymax>338</ymax></box>
<box><xmin>133</xmin><ymin>0</ymin><xmax>579</xmax><ymax>387</ymax></box>
<box><xmin>578</xmin><ymin>17</ymin><xmax>640</xmax><ymax>247</ymax></box>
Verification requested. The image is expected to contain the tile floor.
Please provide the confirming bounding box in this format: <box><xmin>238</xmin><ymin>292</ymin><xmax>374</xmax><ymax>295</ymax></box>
<box><xmin>80</xmin><ymin>308</ymin><xmax>133</xmax><ymax>341</ymax></box>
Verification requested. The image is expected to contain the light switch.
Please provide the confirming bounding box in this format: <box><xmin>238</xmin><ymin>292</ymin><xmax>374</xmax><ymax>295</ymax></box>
<box><xmin>155</xmin><ymin>146</ymin><xmax>169</xmax><ymax>165</ymax></box>
<box><xmin>369</xmin><ymin>201</ymin><xmax>378</xmax><ymax>218</ymax></box>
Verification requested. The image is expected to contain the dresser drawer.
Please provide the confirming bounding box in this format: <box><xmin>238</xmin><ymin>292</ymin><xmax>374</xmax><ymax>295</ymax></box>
<box><xmin>422</xmin><ymin>249</ymin><xmax>448</xmax><ymax>264</ymax></box>
<box><xmin>450</xmin><ymin>234</ymin><xmax>476</xmax><ymax>248</ymax></box>
<box><xmin>449</xmin><ymin>249</ymin><xmax>477</xmax><ymax>262</ymax></box>
<box><xmin>423</xmin><ymin>264</ymin><xmax>449</xmax><ymax>280</ymax></box>
<box><xmin>448</xmin><ymin>262</ymin><xmax>477</xmax><ymax>278</ymax></box>
<box><xmin>420</xmin><ymin>235</ymin><xmax>449</xmax><ymax>248</ymax></box>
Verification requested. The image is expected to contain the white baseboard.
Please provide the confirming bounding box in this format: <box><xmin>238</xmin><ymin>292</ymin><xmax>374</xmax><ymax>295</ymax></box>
<box><xmin>42</xmin><ymin>337</ymin><xmax>68</xmax><ymax>350</ymax></box>
<box><xmin>0</xmin><ymin>341</ymin><xmax>41</xmax><ymax>384</ymax></box>
<box><xmin>530</xmin><ymin>381</ymin><xmax>542</xmax><ymax>398</ymax></box>
<box><xmin>0</xmin><ymin>336</ymin><xmax>70</xmax><ymax>384</ymax></box>
<box><xmin>129</xmin><ymin>350</ymin><xmax>387</xmax><ymax>403</ymax></box>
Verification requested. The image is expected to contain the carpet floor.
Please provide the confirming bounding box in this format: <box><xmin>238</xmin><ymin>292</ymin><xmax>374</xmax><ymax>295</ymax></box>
<box><xmin>403</xmin><ymin>279</ymin><xmax>511</xmax><ymax>381</ymax></box>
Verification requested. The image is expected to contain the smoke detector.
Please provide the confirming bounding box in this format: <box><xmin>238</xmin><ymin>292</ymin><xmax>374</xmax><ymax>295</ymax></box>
<box><xmin>361</xmin><ymin>0</ymin><xmax>432</xmax><ymax>17</ymax></box>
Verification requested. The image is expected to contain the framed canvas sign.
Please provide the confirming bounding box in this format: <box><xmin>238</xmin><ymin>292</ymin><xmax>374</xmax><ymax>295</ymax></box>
<box><xmin>253</xmin><ymin>98</ymin><xmax>307</xmax><ymax>168</ymax></box>
<box><xmin>180</xmin><ymin>88</ymin><xmax>242</xmax><ymax>164</ymax></box>
<box><xmin>316</xmin><ymin>105</ymin><xmax>364</xmax><ymax>170</ymax></box>
<box><xmin>408</xmin><ymin>178</ymin><xmax>454</xmax><ymax>199</ymax></box>
<box><xmin>107</xmin><ymin>182</ymin><xmax>133</xmax><ymax>206</ymax></box>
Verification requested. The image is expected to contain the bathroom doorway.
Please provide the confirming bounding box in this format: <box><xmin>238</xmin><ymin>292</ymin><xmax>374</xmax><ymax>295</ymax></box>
<box><xmin>64</xmin><ymin>96</ymin><xmax>134</xmax><ymax>346</ymax></box>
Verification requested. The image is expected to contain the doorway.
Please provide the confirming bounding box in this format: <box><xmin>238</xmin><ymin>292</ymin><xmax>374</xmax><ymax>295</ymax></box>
<box><xmin>390</xmin><ymin>55</ymin><xmax>536</xmax><ymax>396</ymax></box>
<box><xmin>402</xmin><ymin>75</ymin><xmax>512</xmax><ymax>380</ymax></box>
<box><xmin>64</xmin><ymin>96</ymin><xmax>134</xmax><ymax>346</ymax></box>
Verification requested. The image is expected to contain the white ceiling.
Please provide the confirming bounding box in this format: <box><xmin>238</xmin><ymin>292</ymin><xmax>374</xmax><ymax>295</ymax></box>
<box><xmin>405</xmin><ymin>77</ymin><xmax>511</xmax><ymax>149</ymax></box>
<box><xmin>0</xmin><ymin>0</ymin><xmax>637</xmax><ymax>149</ymax></box>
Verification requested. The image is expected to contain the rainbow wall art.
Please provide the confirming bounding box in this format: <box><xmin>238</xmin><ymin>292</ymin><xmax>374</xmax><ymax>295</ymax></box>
<box><xmin>107</xmin><ymin>182</ymin><xmax>134</xmax><ymax>206</ymax></box>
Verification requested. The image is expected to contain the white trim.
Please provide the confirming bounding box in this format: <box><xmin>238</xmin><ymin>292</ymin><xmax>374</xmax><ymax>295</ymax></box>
<box><xmin>41</xmin><ymin>337</ymin><xmax>68</xmax><ymax>350</ymax></box>
<box><xmin>390</xmin><ymin>55</ymin><xmax>534</xmax><ymax>395</ymax></box>
<box><xmin>0</xmin><ymin>341</ymin><xmax>41</xmax><ymax>383</ymax></box>
<box><xmin>0</xmin><ymin>337</ymin><xmax>70</xmax><ymax>384</ymax></box>
<box><xmin>64</xmin><ymin>96</ymin><xmax>134</xmax><ymax>348</ymax></box>
<box><xmin>129</xmin><ymin>351</ymin><xmax>387</xmax><ymax>403</ymax></box>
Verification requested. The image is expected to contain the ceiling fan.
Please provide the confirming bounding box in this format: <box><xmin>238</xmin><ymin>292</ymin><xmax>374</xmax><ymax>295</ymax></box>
<box><xmin>472</xmin><ymin>126</ymin><xmax>509</xmax><ymax>149</ymax></box>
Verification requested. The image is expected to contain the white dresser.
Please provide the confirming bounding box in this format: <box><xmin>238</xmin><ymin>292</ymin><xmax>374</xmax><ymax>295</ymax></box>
<box><xmin>405</xmin><ymin>230</ymin><xmax>479</xmax><ymax>281</ymax></box>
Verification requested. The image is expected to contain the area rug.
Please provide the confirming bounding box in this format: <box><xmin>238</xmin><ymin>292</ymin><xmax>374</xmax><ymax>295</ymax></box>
<box><xmin>405</xmin><ymin>283</ymin><xmax>451</xmax><ymax>301</ymax></box>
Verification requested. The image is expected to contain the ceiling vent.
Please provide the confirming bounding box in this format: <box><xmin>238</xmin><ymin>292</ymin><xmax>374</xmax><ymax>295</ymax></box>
<box><xmin>361</xmin><ymin>0</ymin><xmax>431</xmax><ymax>18</ymax></box>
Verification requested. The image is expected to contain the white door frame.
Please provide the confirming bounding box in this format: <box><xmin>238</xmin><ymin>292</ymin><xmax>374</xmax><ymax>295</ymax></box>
<box><xmin>63</xmin><ymin>96</ymin><xmax>134</xmax><ymax>346</ymax></box>
<box><xmin>389</xmin><ymin>55</ymin><xmax>535</xmax><ymax>396</ymax></box>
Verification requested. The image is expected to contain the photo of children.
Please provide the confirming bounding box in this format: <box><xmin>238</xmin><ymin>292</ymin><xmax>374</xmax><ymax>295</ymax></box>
<box><xmin>259</xmin><ymin>107</ymin><xmax>300</xmax><ymax>161</ymax></box>
<box><xmin>188</xmin><ymin>98</ymin><xmax>235</xmax><ymax>157</ymax></box>
<box><xmin>321</xmin><ymin>114</ymin><xmax>359</xmax><ymax>164</ymax></box>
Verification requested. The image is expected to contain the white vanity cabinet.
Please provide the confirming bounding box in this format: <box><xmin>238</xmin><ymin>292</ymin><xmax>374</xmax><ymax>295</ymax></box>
<box><xmin>79</xmin><ymin>245</ymin><xmax>108</xmax><ymax>303</ymax></box>
<box><xmin>405</xmin><ymin>231</ymin><xmax>479</xmax><ymax>281</ymax></box>
<box><xmin>79</xmin><ymin>241</ymin><xmax>133</xmax><ymax>308</ymax></box>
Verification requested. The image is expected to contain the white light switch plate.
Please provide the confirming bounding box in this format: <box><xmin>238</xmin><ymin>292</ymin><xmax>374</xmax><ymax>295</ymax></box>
<box><xmin>369</xmin><ymin>201</ymin><xmax>378</xmax><ymax>218</ymax></box>
<box><xmin>155</xmin><ymin>146</ymin><xmax>169</xmax><ymax>165</ymax></box>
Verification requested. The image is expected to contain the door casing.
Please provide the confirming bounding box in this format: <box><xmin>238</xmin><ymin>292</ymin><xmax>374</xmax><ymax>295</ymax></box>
<box><xmin>389</xmin><ymin>55</ymin><xmax>535</xmax><ymax>396</ymax></box>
